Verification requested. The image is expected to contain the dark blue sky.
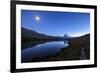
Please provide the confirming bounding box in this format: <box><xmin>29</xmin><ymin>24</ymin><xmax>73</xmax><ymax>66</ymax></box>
<box><xmin>21</xmin><ymin>10</ymin><xmax>90</xmax><ymax>37</ymax></box>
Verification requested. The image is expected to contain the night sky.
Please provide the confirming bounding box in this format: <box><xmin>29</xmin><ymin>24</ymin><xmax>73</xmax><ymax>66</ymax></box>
<box><xmin>21</xmin><ymin>10</ymin><xmax>90</xmax><ymax>37</ymax></box>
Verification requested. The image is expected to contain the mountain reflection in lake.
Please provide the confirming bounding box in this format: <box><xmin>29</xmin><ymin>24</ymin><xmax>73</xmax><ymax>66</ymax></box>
<box><xmin>21</xmin><ymin>41</ymin><xmax>69</xmax><ymax>63</ymax></box>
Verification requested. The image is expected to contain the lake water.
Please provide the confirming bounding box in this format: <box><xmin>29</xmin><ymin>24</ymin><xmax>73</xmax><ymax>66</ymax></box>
<box><xmin>22</xmin><ymin>41</ymin><xmax>69</xmax><ymax>62</ymax></box>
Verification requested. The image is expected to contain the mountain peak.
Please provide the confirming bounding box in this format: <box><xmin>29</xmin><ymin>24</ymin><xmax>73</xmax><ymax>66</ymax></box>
<box><xmin>64</xmin><ymin>33</ymin><xmax>69</xmax><ymax>38</ymax></box>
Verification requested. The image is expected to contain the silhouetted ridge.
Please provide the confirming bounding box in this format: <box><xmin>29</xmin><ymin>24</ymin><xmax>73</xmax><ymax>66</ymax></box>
<box><xmin>22</xmin><ymin>27</ymin><xmax>70</xmax><ymax>41</ymax></box>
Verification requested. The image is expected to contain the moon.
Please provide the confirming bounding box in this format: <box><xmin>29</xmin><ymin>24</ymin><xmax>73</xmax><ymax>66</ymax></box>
<box><xmin>35</xmin><ymin>16</ymin><xmax>40</xmax><ymax>21</ymax></box>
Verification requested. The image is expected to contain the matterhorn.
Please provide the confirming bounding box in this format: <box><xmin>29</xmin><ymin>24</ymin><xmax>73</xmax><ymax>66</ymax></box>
<box><xmin>63</xmin><ymin>33</ymin><xmax>70</xmax><ymax>39</ymax></box>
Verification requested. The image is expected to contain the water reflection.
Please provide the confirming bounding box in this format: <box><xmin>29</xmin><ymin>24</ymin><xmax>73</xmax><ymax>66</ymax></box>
<box><xmin>64</xmin><ymin>41</ymin><xmax>68</xmax><ymax>46</ymax></box>
<box><xmin>22</xmin><ymin>41</ymin><xmax>68</xmax><ymax>62</ymax></box>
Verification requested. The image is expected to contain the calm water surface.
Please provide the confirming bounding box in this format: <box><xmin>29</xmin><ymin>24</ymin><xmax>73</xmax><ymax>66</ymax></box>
<box><xmin>22</xmin><ymin>41</ymin><xmax>69</xmax><ymax>62</ymax></box>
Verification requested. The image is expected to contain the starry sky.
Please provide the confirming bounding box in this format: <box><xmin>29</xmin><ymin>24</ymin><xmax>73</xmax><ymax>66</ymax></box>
<box><xmin>21</xmin><ymin>10</ymin><xmax>90</xmax><ymax>37</ymax></box>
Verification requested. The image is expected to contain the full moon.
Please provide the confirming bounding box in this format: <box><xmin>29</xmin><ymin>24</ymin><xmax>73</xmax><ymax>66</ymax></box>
<box><xmin>35</xmin><ymin>16</ymin><xmax>40</xmax><ymax>21</ymax></box>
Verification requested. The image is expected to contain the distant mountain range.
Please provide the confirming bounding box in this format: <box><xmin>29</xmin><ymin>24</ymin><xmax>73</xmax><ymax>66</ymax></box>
<box><xmin>21</xmin><ymin>27</ymin><xmax>69</xmax><ymax>41</ymax></box>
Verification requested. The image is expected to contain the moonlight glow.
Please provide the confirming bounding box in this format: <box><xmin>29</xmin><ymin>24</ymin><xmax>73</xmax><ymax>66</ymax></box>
<box><xmin>22</xmin><ymin>10</ymin><xmax>90</xmax><ymax>36</ymax></box>
<box><xmin>35</xmin><ymin>16</ymin><xmax>40</xmax><ymax>21</ymax></box>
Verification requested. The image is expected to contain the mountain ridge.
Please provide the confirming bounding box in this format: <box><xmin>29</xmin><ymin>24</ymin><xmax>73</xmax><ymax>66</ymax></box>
<box><xmin>21</xmin><ymin>27</ymin><xmax>67</xmax><ymax>41</ymax></box>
